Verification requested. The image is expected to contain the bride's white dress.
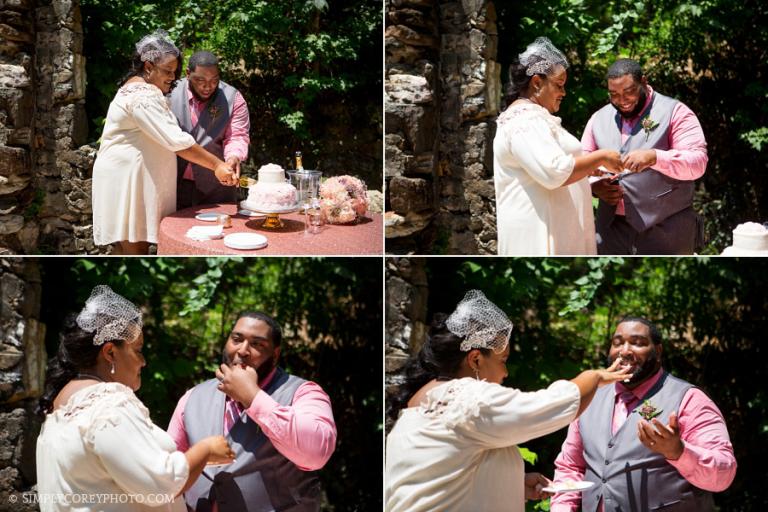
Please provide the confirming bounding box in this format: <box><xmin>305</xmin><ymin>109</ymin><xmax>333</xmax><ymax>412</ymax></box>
<box><xmin>493</xmin><ymin>102</ymin><xmax>597</xmax><ymax>255</ymax></box>
<box><xmin>36</xmin><ymin>382</ymin><xmax>188</xmax><ymax>511</ymax></box>
<box><xmin>92</xmin><ymin>82</ymin><xmax>195</xmax><ymax>245</ymax></box>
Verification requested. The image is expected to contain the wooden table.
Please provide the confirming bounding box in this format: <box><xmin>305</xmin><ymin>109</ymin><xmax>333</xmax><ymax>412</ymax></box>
<box><xmin>157</xmin><ymin>204</ymin><xmax>383</xmax><ymax>255</ymax></box>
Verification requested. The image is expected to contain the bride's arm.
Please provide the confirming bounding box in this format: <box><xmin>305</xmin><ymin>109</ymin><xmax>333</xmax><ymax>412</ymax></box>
<box><xmin>178</xmin><ymin>436</ymin><xmax>234</xmax><ymax>496</ymax></box>
<box><xmin>562</xmin><ymin>150</ymin><xmax>622</xmax><ymax>186</ymax></box>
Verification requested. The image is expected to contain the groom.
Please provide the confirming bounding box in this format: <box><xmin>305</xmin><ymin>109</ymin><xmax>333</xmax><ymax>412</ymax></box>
<box><xmin>550</xmin><ymin>316</ymin><xmax>736</xmax><ymax>512</ymax></box>
<box><xmin>170</xmin><ymin>51</ymin><xmax>251</xmax><ymax>209</ymax></box>
<box><xmin>167</xmin><ymin>311</ymin><xmax>337</xmax><ymax>511</ymax></box>
<box><xmin>583</xmin><ymin>59</ymin><xmax>708</xmax><ymax>254</ymax></box>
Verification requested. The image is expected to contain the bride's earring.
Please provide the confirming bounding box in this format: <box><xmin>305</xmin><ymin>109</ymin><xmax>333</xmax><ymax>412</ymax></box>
<box><xmin>474</xmin><ymin>368</ymin><xmax>480</xmax><ymax>380</ymax></box>
<box><xmin>110</xmin><ymin>362</ymin><xmax>116</xmax><ymax>374</ymax></box>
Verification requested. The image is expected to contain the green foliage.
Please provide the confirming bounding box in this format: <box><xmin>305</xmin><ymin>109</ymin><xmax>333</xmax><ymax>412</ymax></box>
<box><xmin>518</xmin><ymin>446</ymin><xmax>538</xmax><ymax>465</ymax></box>
<box><xmin>421</xmin><ymin>257</ymin><xmax>768</xmax><ymax>511</ymax></box>
<box><xmin>40</xmin><ymin>257</ymin><xmax>382</xmax><ymax>510</ymax></box>
<box><xmin>22</xmin><ymin>188</ymin><xmax>46</xmax><ymax>221</ymax></box>
<box><xmin>740</xmin><ymin>127</ymin><xmax>768</xmax><ymax>151</ymax></box>
<box><xmin>496</xmin><ymin>0</ymin><xmax>768</xmax><ymax>252</ymax></box>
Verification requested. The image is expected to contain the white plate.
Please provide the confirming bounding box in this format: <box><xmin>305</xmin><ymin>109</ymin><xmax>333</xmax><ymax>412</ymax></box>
<box><xmin>195</xmin><ymin>212</ymin><xmax>223</xmax><ymax>222</ymax></box>
<box><xmin>542</xmin><ymin>481</ymin><xmax>594</xmax><ymax>493</ymax></box>
<box><xmin>223</xmin><ymin>232</ymin><xmax>268</xmax><ymax>250</ymax></box>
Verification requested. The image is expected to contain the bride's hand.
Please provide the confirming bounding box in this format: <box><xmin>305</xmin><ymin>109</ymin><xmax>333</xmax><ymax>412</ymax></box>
<box><xmin>600</xmin><ymin>150</ymin><xmax>623</xmax><ymax>174</ymax></box>
<box><xmin>594</xmin><ymin>358</ymin><xmax>633</xmax><ymax>387</ymax></box>
<box><xmin>204</xmin><ymin>435</ymin><xmax>235</xmax><ymax>464</ymax></box>
<box><xmin>214</xmin><ymin>162</ymin><xmax>237</xmax><ymax>186</ymax></box>
<box><xmin>524</xmin><ymin>472</ymin><xmax>552</xmax><ymax>500</ymax></box>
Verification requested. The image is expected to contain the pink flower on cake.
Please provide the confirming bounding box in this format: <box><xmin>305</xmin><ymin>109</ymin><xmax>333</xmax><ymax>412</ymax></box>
<box><xmin>319</xmin><ymin>175</ymin><xmax>368</xmax><ymax>224</ymax></box>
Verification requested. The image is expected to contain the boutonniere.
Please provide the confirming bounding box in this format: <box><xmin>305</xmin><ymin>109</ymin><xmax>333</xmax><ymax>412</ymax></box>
<box><xmin>637</xmin><ymin>399</ymin><xmax>663</xmax><ymax>421</ymax></box>
<box><xmin>208</xmin><ymin>104</ymin><xmax>220</xmax><ymax>122</ymax></box>
<box><xmin>641</xmin><ymin>116</ymin><xmax>659</xmax><ymax>142</ymax></box>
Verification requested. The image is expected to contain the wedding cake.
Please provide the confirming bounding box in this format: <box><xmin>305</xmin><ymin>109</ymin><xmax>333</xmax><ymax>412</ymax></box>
<box><xmin>721</xmin><ymin>222</ymin><xmax>768</xmax><ymax>255</ymax></box>
<box><xmin>245</xmin><ymin>164</ymin><xmax>297</xmax><ymax>211</ymax></box>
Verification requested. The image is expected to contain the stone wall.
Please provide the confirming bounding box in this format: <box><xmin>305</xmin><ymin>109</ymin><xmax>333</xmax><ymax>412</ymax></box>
<box><xmin>384</xmin><ymin>257</ymin><xmax>428</xmax><ymax>428</ymax></box>
<box><xmin>0</xmin><ymin>258</ymin><xmax>45</xmax><ymax>511</ymax></box>
<box><xmin>0</xmin><ymin>0</ymin><xmax>100</xmax><ymax>255</ymax></box>
<box><xmin>385</xmin><ymin>0</ymin><xmax>500</xmax><ymax>254</ymax></box>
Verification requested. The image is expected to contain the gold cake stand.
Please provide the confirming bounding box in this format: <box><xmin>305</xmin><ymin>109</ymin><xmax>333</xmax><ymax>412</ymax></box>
<box><xmin>239</xmin><ymin>200</ymin><xmax>299</xmax><ymax>229</ymax></box>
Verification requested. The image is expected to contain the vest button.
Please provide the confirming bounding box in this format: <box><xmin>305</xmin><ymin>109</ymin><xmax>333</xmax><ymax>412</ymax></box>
<box><xmin>602</xmin><ymin>478</ymin><xmax>607</xmax><ymax>483</ymax></box>
<box><xmin>605</xmin><ymin>460</ymin><xmax>610</xmax><ymax>465</ymax></box>
<box><xmin>608</xmin><ymin>442</ymin><xmax>614</xmax><ymax>448</ymax></box>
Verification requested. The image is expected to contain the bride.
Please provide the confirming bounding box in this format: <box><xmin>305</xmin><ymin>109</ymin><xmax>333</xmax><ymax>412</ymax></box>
<box><xmin>36</xmin><ymin>285</ymin><xmax>234</xmax><ymax>511</ymax></box>
<box><xmin>494</xmin><ymin>37</ymin><xmax>627</xmax><ymax>255</ymax></box>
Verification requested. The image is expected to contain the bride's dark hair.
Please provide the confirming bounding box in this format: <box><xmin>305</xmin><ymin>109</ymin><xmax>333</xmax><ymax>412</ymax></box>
<box><xmin>387</xmin><ymin>313</ymin><xmax>490</xmax><ymax>424</ymax></box>
<box><xmin>503</xmin><ymin>60</ymin><xmax>546</xmax><ymax>108</ymax></box>
<box><xmin>36</xmin><ymin>314</ymin><xmax>124</xmax><ymax>418</ymax></box>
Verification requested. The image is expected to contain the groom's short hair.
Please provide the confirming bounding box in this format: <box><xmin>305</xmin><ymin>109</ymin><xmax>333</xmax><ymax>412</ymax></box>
<box><xmin>234</xmin><ymin>311</ymin><xmax>283</xmax><ymax>346</ymax></box>
<box><xmin>607</xmin><ymin>59</ymin><xmax>643</xmax><ymax>83</ymax></box>
<box><xmin>188</xmin><ymin>51</ymin><xmax>219</xmax><ymax>71</ymax></box>
<box><xmin>617</xmin><ymin>315</ymin><xmax>662</xmax><ymax>345</ymax></box>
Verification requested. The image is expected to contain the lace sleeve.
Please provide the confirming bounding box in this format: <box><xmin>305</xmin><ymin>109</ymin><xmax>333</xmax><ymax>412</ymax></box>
<box><xmin>118</xmin><ymin>83</ymin><xmax>169</xmax><ymax>114</ymax></box>
<box><xmin>119</xmin><ymin>84</ymin><xmax>195</xmax><ymax>152</ymax></box>
<box><xmin>497</xmin><ymin>106</ymin><xmax>576</xmax><ymax>190</ymax></box>
<box><xmin>419</xmin><ymin>378</ymin><xmax>493</xmax><ymax>429</ymax></box>
<box><xmin>463</xmin><ymin>379</ymin><xmax>580</xmax><ymax>449</ymax></box>
<box><xmin>79</xmin><ymin>384</ymin><xmax>189</xmax><ymax>498</ymax></box>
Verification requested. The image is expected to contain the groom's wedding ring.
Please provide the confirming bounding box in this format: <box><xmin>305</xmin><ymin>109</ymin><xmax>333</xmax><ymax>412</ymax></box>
<box><xmin>649</xmin><ymin>441</ymin><xmax>656</xmax><ymax>446</ymax></box>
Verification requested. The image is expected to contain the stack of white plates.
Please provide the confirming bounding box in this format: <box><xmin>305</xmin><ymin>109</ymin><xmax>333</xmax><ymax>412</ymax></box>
<box><xmin>223</xmin><ymin>233</ymin><xmax>268</xmax><ymax>250</ymax></box>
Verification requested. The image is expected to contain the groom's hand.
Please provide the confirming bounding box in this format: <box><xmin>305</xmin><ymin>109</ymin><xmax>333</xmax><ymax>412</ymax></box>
<box><xmin>216</xmin><ymin>363</ymin><xmax>261</xmax><ymax>407</ymax></box>
<box><xmin>225</xmin><ymin>156</ymin><xmax>241</xmax><ymax>179</ymax></box>
<box><xmin>637</xmin><ymin>412</ymin><xmax>684</xmax><ymax>460</ymax></box>
<box><xmin>591</xmin><ymin>178</ymin><xmax>623</xmax><ymax>205</ymax></box>
<box><xmin>621</xmin><ymin>149</ymin><xmax>656</xmax><ymax>173</ymax></box>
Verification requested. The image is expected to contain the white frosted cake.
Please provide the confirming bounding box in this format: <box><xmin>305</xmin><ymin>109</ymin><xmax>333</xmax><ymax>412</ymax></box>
<box><xmin>721</xmin><ymin>222</ymin><xmax>768</xmax><ymax>255</ymax></box>
<box><xmin>245</xmin><ymin>164</ymin><xmax>297</xmax><ymax>211</ymax></box>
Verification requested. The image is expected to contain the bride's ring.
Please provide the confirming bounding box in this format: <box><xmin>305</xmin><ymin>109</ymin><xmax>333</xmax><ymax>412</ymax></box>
<box><xmin>649</xmin><ymin>441</ymin><xmax>656</xmax><ymax>446</ymax></box>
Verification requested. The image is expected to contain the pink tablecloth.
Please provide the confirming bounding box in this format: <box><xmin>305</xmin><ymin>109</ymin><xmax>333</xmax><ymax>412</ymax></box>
<box><xmin>157</xmin><ymin>204</ymin><xmax>383</xmax><ymax>255</ymax></box>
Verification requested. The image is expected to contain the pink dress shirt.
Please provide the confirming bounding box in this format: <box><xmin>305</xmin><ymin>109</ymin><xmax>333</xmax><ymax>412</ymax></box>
<box><xmin>182</xmin><ymin>87</ymin><xmax>251</xmax><ymax>180</ymax></box>
<box><xmin>550</xmin><ymin>368</ymin><xmax>737</xmax><ymax>512</ymax></box>
<box><xmin>166</xmin><ymin>367</ymin><xmax>337</xmax><ymax>472</ymax></box>
<box><xmin>582</xmin><ymin>85</ymin><xmax>708</xmax><ymax>215</ymax></box>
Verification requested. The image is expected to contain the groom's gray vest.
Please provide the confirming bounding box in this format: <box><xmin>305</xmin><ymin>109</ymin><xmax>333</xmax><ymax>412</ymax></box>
<box><xmin>592</xmin><ymin>92</ymin><xmax>699</xmax><ymax>238</ymax></box>
<box><xmin>579</xmin><ymin>371</ymin><xmax>714</xmax><ymax>512</ymax></box>
<box><xmin>170</xmin><ymin>78</ymin><xmax>240</xmax><ymax>202</ymax></box>
<box><xmin>183</xmin><ymin>367</ymin><xmax>321</xmax><ymax>512</ymax></box>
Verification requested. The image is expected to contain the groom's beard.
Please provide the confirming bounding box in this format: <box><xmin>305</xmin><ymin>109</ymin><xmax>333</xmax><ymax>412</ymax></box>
<box><xmin>222</xmin><ymin>351</ymin><xmax>277</xmax><ymax>382</ymax></box>
<box><xmin>190</xmin><ymin>84</ymin><xmax>219</xmax><ymax>104</ymax></box>
<box><xmin>606</xmin><ymin>346</ymin><xmax>660</xmax><ymax>386</ymax></box>
<box><xmin>613</xmin><ymin>87</ymin><xmax>647</xmax><ymax>120</ymax></box>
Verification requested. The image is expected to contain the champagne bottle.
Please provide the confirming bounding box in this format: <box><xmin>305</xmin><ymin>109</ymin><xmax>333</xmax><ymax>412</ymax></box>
<box><xmin>295</xmin><ymin>151</ymin><xmax>304</xmax><ymax>171</ymax></box>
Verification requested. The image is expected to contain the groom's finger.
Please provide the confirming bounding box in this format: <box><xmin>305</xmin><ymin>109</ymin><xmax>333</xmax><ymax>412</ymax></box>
<box><xmin>638</xmin><ymin>419</ymin><xmax>661</xmax><ymax>440</ymax></box>
<box><xmin>651</xmin><ymin>418</ymin><xmax>674</xmax><ymax>437</ymax></box>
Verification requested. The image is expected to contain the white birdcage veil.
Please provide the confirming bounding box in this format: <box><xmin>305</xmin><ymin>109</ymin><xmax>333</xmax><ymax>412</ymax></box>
<box><xmin>518</xmin><ymin>36</ymin><xmax>569</xmax><ymax>76</ymax></box>
<box><xmin>445</xmin><ymin>290</ymin><xmax>513</xmax><ymax>353</ymax></box>
<box><xmin>76</xmin><ymin>285</ymin><xmax>143</xmax><ymax>345</ymax></box>
<box><xmin>135</xmin><ymin>29</ymin><xmax>180</xmax><ymax>63</ymax></box>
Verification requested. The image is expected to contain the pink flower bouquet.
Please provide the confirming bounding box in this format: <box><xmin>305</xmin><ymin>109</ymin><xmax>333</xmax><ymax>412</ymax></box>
<box><xmin>319</xmin><ymin>175</ymin><xmax>368</xmax><ymax>224</ymax></box>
